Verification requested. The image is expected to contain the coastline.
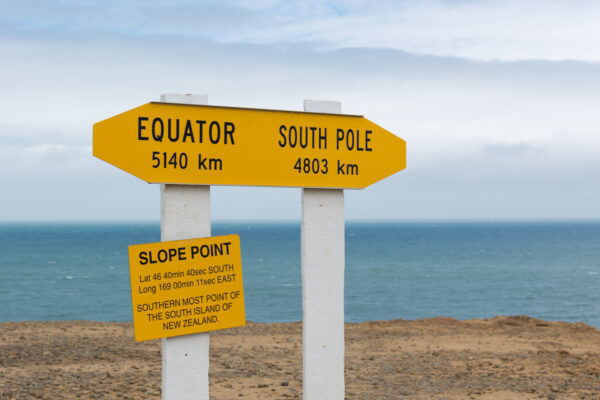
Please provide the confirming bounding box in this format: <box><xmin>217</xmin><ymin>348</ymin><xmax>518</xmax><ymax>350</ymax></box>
<box><xmin>1</xmin><ymin>316</ymin><xmax>599</xmax><ymax>399</ymax></box>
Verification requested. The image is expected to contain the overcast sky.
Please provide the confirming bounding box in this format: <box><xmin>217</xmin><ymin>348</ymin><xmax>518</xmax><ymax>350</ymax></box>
<box><xmin>1</xmin><ymin>0</ymin><xmax>599</xmax><ymax>221</ymax></box>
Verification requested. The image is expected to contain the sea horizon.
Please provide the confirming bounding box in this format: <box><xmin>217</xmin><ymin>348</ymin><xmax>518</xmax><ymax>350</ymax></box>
<box><xmin>1</xmin><ymin>220</ymin><xmax>599</xmax><ymax>327</ymax></box>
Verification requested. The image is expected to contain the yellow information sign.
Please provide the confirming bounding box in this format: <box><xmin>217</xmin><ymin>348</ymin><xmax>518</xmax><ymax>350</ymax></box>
<box><xmin>93</xmin><ymin>102</ymin><xmax>406</xmax><ymax>188</ymax></box>
<box><xmin>128</xmin><ymin>235</ymin><xmax>245</xmax><ymax>341</ymax></box>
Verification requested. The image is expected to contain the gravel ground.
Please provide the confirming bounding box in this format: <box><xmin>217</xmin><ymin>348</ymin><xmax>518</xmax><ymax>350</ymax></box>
<box><xmin>1</xmin><ymin>316</ymin><xmax>599</xmax><ymax>399</ymax></box>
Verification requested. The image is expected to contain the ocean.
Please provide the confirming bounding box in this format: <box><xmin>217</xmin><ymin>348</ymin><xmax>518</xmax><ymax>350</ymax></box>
<box><xmin>1</xmin><ymin>221</ymin><xmax>599</xmax><ymax>327</ymax></box>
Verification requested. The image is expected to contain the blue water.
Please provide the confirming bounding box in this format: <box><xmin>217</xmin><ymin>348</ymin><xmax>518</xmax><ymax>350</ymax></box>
<box><xmin>1</xmin><ymin>221</ymin><xmax>599</xmax><ymax>327</ymax></box>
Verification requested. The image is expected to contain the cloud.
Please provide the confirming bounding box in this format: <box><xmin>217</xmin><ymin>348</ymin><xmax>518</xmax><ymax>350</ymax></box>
<box><xmin>2</xmin><ymin>0</ymin><xmax>600</xmax><ymax>61</ymax></box>
<box><xmin>1</xmin><ymin>5</ymin><xmax>600</xmax><ymax>220</ymax></box>
<box><xmin>484</xmin><ymin>142</ymin><xmax>539</xmax><ymax>158</ymax></box>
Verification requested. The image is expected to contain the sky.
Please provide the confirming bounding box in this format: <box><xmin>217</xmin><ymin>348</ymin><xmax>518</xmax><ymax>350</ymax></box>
<box><xmin>1</xmin><ymin>0</ymin><xmax>599</xmax><ymax>221</ymax></box>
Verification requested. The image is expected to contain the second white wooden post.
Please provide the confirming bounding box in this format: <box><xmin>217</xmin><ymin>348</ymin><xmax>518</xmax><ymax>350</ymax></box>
<box><xmin>301</xmin><ymin>99</ymin><xmax>345</xmax><ymax>400</ymax></box>
<box><xmin>160</xmin><ymin>93</ymin><xmax>210</xmax><ymax>400</ymax></box>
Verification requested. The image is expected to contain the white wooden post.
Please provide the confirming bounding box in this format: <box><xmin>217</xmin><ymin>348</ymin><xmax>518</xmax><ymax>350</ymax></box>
<box><xmin>302</xmin><ymin>100</ymin><xmax>345</xmax><ymax>400</ymax></box>
<box><xmin>160</xmin><ymin>93</ymin><xmax>210</xmax><ymax>400</ymax></box>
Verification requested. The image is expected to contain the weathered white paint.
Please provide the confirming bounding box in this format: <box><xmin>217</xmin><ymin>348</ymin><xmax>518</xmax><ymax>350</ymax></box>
<box><xmin>160</xmin><ymin>93</ymin><xmax>210</xmax><ymax>400</ymax></box>
<box><xmin>302</xmin><ymin>100</ymin><xmax>345</xmax><ymax>400</ymax></box>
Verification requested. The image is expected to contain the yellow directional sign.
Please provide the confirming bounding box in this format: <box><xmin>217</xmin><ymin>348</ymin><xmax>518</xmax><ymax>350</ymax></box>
<box><xmin>128</xmin><ymin>235</ymin><xmax>245</xmax><ymax>341</ymax></box>
<box><xmin>94</xmin><ymin>102</ymin><xmax>406</xmax><ymax>188</ymax></box>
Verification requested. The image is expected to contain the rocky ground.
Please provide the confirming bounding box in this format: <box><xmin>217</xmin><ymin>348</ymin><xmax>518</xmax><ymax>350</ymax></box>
<box><xmin>1</xmin><ymin>316</ymin><xmax>599</xmax><ymax>399</ymax></box>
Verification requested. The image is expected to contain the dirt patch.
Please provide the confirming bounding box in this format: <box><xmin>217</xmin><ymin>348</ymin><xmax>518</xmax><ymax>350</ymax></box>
<box><xmin>1</xmin><ymin>316</ymin><xmax>599</xmax><ymax>399</ymax></box>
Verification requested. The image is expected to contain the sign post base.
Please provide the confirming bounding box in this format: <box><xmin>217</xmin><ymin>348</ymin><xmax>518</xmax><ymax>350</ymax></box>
<box><xmin>160</xmin><ymin>93</ymin><xmax>211</xmax><ymax>400</ymax></box>
<box><xmin>302</xmin><ymin>100</ymin><xmax>345</xmax><ymax>400</ymax></box>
